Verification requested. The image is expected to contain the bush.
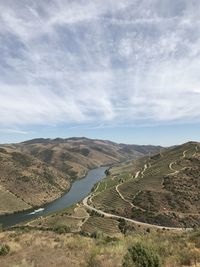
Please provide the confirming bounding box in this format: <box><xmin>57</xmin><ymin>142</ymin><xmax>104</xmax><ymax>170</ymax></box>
<box><xmin>86</xmin><ymin>249</ymin><xmax>100</xmax><ymax>267</ymax></box>
<box><xmin>90</xmin><ymin>231</ymin><xmax>103</xmax><ymax>239</ymax></box>
<box><xmin>122</xmin><ymin>243</ymin><xmax>161</xmax><ymax>267</ymax></box>
<box><xmin>53</xmin><ymin>225</ymin><xmax>70</xmax><ymax>234</ymax></box>
<box><xmin>0</xmin><ymin>244</ymin><xmax>10</xmax><ymax>256</ymax></box>
<box><xmin>118</xmin><ymin>218</ymin><xmax>127</xmax><ymax>234</ymax></box>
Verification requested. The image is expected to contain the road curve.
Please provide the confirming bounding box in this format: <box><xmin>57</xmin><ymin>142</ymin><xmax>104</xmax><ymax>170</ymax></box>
<box><xmin>83</xmin><ymin>161</ymin><xmax>192</xmax><ymax>232</ymax></box>
<box><xmin>82</xmin><ymin>195</ymin><xmax>192</xmax><ymax>232</ymax></box>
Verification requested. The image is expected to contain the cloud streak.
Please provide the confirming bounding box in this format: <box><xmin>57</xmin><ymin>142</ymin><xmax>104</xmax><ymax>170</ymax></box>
<box><xmin>0</xmin><ymin>0</ymin><xmax>200</xmax><ymax>128</ymax></box>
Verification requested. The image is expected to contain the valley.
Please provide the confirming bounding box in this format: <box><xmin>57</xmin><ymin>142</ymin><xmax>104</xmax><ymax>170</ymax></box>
<box><xmin>0</xmin><ymin>138</ymin><xmax>160</xmax><ymax>214</ymax></box>
<box><xmin>1</xmin><ymin>139</ymin><xmax>200</xmax><ymax>267</ymax></box>
<box><xmin>8</xmin><ymin>141</ymin><xmax>199</xmax><ymax>234</ymax></box>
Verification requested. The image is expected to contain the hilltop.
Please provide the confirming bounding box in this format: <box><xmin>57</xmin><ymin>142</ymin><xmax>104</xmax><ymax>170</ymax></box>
<box><xmin>3</xmin><ymin>137</ymin><xmax>161</xmax><ymax>179</ymax></box>
<box><xmin>0</xmin><ymin>137</ymin><xmax>161</xmax><ymax>214</ymax></box>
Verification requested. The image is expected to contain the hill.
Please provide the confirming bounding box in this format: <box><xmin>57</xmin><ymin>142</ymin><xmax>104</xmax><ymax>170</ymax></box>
<box><xmin>0</xmin><ymin>138</ymin><xmax>161</xmax><ymax>214</ymax></box>
<box><xmin>85</xmin><ymin>141</ymin><xmax>200</xmax><ymax>228</ymax></box>
<box><xmin>18</xmin><ymin>141</ymin><xmax>199</xmax><ymax>238</ymax></box>
<box><xmin>5</xmin><ymin>137</ymin><xmax>161</xmax><ymax>179</ymax></box>
<box><xmin>0</xmin><ymin>148</ymin><xmax>69</xmax><ymax>214</ymax></box>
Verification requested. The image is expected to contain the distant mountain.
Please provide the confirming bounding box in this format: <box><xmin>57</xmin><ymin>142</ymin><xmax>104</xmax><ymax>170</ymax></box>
<box><xmin>0</xmin><ymin>137</ymin><xmax>161</xmax><ymax>214</ymax></box>
<box><xmin>4</xmin><ymin>137</ymin><xmax>162</xmax><ymax>180</ymax></box>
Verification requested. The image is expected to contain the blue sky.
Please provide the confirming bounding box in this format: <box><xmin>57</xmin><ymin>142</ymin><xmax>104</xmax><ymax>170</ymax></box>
<box><xmin>0</xmin><ymin>0</ymin><xmax>200</xmax><ymax>146</ymax></box>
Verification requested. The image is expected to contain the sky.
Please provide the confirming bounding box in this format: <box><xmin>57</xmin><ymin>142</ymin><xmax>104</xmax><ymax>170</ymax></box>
<box><xmin>0</xmin><ymin>0</ymin><xmax>200</xmax><ymax>146</ymax></box>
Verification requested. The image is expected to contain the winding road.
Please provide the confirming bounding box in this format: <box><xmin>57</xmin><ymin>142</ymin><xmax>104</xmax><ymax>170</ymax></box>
<box><xmin>82</xmin><ymin>195</ymin><xmax>191</xmax><ymax>232</ymax></box>
<box><xmin>82</xmin><ymin>146</ymin><xmax>200</xmax><ymax>232</ymax></box>
<box><xmin>82</xmin><ymin>159</ymin><xmax>193</xmax><ymax>232</ymax></box>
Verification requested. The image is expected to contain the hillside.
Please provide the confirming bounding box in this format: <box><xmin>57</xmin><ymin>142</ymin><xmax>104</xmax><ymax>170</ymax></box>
<box><xmin>18</xmin><ymin>142</ymin><xmax>200</xmax><ymax>237</ymax></box>
<box><xmin>0</xmin><ymin>138</ymin><xmax>161</xmax><ymax>214</ymax></box>
<box><xmin>0</xmin><ymin>148</ymin><xmax>69</xmax><ymax>214</ymax></box>
<box><xmin>84</xmin><ymin>141</ymin><xmax>200</xmax><ymax>228</ymax></box>
<box><xmin>4</xmin><ymin>137</ymin><xmax>161</xmax><ymax>179</ymax></box>
<box><xmin>1</xmin><ymin>225</ymin><xmax>200</xmax><ymax>267</ymax></box>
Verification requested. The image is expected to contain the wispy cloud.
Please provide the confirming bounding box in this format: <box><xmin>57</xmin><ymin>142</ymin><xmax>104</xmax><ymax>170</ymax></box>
<box><xmin>0</xmin><ymin>128</ymin><xmax>29</xmax><ymax>134</ymax></box>
<box><xmin>0</xmin><ymin>0</ymin><xmax>200</xmax><ymax>128</ymax></box>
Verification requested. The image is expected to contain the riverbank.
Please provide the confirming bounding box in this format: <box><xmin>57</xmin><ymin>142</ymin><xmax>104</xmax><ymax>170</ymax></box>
<box><xmin>0</xmin><ymin>163</ymin><xmax>110</xmax><ymax>217</ymax></box>
<box><xmin>0</xmin><ymin>167</ymin><xmax>107</xmax><ymax>228</ymax></box>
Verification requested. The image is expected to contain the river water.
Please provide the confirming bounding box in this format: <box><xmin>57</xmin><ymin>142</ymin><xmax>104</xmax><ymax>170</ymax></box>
<box><xmin>0</xmin><ymin>166</ymin><xmax>107</xmax><ymax>228</ymax></box>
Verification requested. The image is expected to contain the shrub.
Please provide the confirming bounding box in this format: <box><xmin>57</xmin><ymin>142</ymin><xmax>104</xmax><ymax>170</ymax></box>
<box><xmin>0</xmin><ymin>244</ymin><xmax>10</xmax><ymax>256</ymax></box>
<box><xmin>105</xmin><ymin>169</ymin><xmax>110</xmax><ymax>176</ymax></box>
<box><xmin>118</xmin><ymin>218</ymin><xmax>127</xmax><ymax>234</ymax></box>
<box><xmin>122</xmin><ymin>242</ymin><xmax>161</xmax><ymax>267</ymax></box>
<box><xmin>53</xmin><ymin>225</ymin><xmax>70</xmax><ymax>234</ymax></box>
<box><xmin>12</xmin><ymin>152</ymin><xmax>31</xmax><ymax>167</ymax></box>
<box><xmin>86</xmin><ymin>248</ymin><xmax>100</xmax><ymax>267</ymax></box>
<box><xmin>90</xmin><ymin>231</ymin><xmax>103</xmax><ymax>239</ymax></box>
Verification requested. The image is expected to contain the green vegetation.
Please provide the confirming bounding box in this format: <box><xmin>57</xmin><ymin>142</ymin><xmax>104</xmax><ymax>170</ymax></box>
<box><xmin>53</xmin><ymin>225</ymin><xmax>71</xmax><ymax>234</ymax></box>
<box><xmin>122</xmin><ymin>243</ymin><xmax>161</xmax><ymax>267</ymax></box>
<box><xmin>0</xmin><ymin>244</ymin><xmax>10</xmax><ymax>256</ymax></box>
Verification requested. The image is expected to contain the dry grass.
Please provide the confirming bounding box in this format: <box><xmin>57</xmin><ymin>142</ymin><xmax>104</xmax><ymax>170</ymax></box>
<box><xmin>0</xmin><ymin>187</ymin><xmax>30</xmax><ymax>214</ymax></box>
<box><xmin>0</xmin><ymin>149</ymin><xmax>69</xmax><ymax>211</ymax></box>
<box><xmin>1</xmin><ymin>228</ymin><xmax>200</xmax><ymax>267</ymax></box>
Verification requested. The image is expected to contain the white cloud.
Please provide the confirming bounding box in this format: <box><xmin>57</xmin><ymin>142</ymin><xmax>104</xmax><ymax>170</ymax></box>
<box><xmin>0</xmin><ymin>0</ymin><xmax>200</xmax><ymax>128</ymax></box>
<box><xmin>0</xmin><ymin>128</ymin><xmax>29</xmax><ymax>134</ymax></box>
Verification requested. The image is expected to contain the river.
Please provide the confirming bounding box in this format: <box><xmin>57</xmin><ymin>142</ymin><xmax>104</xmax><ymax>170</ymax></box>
<box><xmin>0</xmin><ymin>166</ymin><xmax>107</xmax><ymax>228</ymax></box>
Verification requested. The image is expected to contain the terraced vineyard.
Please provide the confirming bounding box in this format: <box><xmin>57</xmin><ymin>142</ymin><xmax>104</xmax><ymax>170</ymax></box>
<box><xmin>81</xmin><ymin>216</ymin><xmax>120</xmax><ymax>235</ymax></box>
<box><xmin>90</xmin><ymin>142</ymin><xmax>200</xmax><ymax>228</ymax></box>
<box><xmin>92</xmin><ymin>187</ymin><xmax>132</xmax><ymax>217</ymax></box>
<box><xmin>27</xmin><ymin>206</ymin><xmax>89</xmax><ymax>232</ymax></box>
<box><xmin>94</xmin><ymin>157</ymin><xmax>148</xmax><ymax>195</ymax></box>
